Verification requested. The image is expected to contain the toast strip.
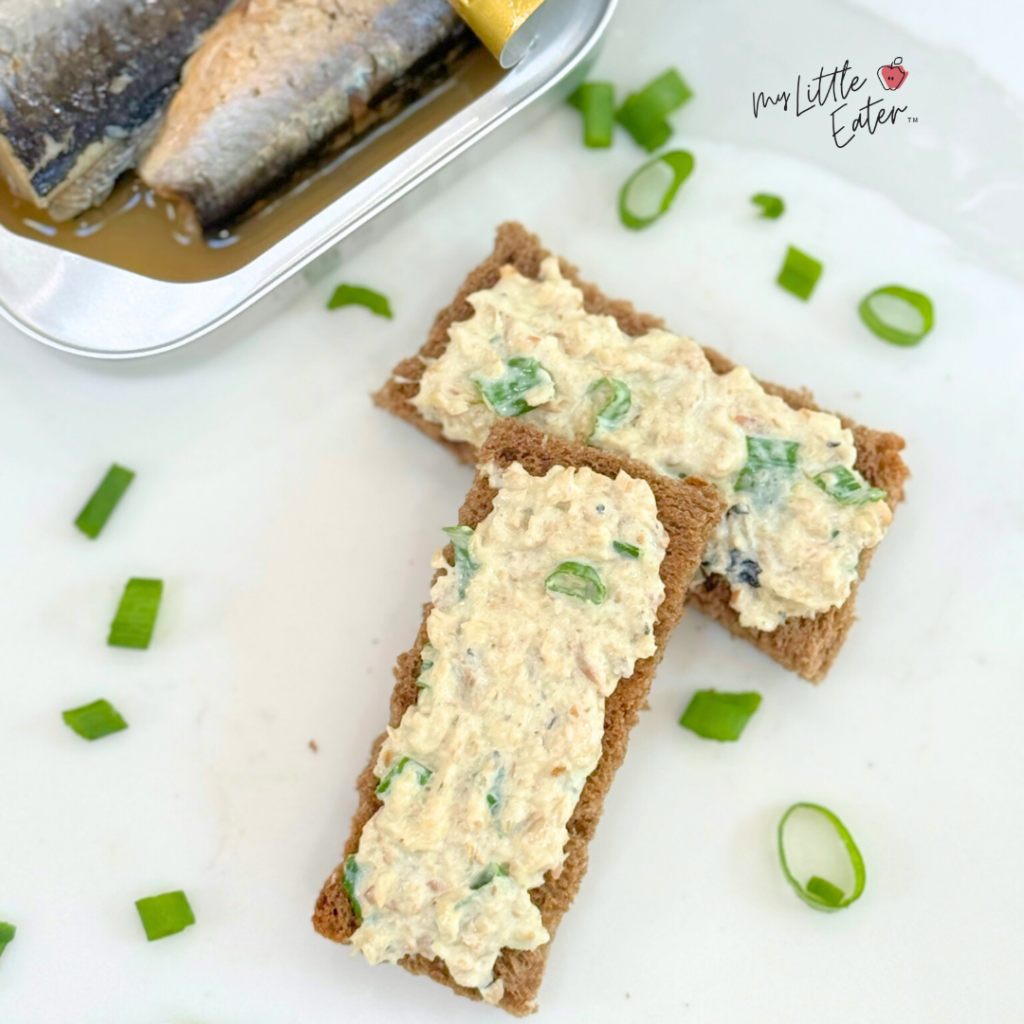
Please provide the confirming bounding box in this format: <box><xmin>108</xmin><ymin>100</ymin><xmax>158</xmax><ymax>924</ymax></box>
<box><xmin>313</xmin><ymin>420</ymin><xmax>725</xmax><ymax>1014</ymax></box>
<box><xmin>373</xmin><ymin>222</ymin><xmax>910</xmax><ymax>681</ymax></box>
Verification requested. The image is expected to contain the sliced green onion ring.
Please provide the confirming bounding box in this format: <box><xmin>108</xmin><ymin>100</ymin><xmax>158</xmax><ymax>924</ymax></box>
<box><xmin>812</xmin><ymin>466</ymin><xmax>887</xmax><ymax>506</ymax></box>
<box><xmin>443</xmin><ymin>525</ymin><xmax>479</xmax><ymax>599</ymax></box>
<box><xmin>858</xmin><ymin>285</ymin><xmax>934</xmax><ymax>346</ymax></box>
<box><xmin>777</xmin><ymin>245</ymin><xmax>823</xmax><ymax>300</ymax></box>
<box><xmin>416</xmin><ymin>642</ymin><xmax>437</xmax><ymax>689</ymax></box>
<box><xmin>616</xmin><ymin>69</ymin><xmax>692</xmax><ymax>151</ymax></box>
<box><xmin>752</xmin><ymin>193</ymin><xmax>785</xmax><ymax>218</ymax></box>
<box><xmin>679</xmin><ymin>690</ymin><xmax>761</xmax><ymax>741</ymax></box>
<box><xmin>0</xmin><ymin>922</ymin><xmax>15</xmax><ymax>958</ymax></box>
<box><xmin>342</xmin><ymin>855</ymin><xmax>362</xmax><ymax>922</ymax></box>
<box><xmin>473</xmin><ymin>357</ymin><xmax>553</xmax><ymax>417</ymax></box>
<box><xmin>108</xmin><ymin>578</ymin><xmax>163</xmax><ymax>650</ymax></box>
<box><xmin>619</xmin><ymin>150</ymin><xmax>694</xmax><ymax>230</ymax></box>
<box><xmin>135</xmin><ymin>891</ymin><xmax>195</xmax><ymax>941</ymax></box>
<box><xmin>327</xmin><ymin>284</ymin><xmax>392</xmax><ymax>318</ymax></box>
<box><xmin>568</xmin><ymin>82</ymin><xmax>615</xmax><ymax>148</ymax></box>
<box><xmin>75</xmin><ymin>464</ymin><xmax>135</xmax><ymax>539</ymax></box>
<box><xmin>376</xmin><ymin>756</ymin><xmax>432</xmax><ymax>795</ymax></box>
<box><xmin>588</xmin><ymin>377</ymin><xmax>632</xmax><ymax>434</ymax></box>
<box><xmin>470</xmin><ymin>863</ymin><xmax>509</xmax><ymax>890</ymax></box>
<box><xmin>62</xmin><ymin>699</ymin><xmax>128</xmax><ymax>741</ymax></box>
<box><xmin>735</xmin><ymin>435</ymin><xmax>800</xmax><ymax>495</ymax></box>
<box><xmin>778</xmin><ymin>802</ymin><xmax>866</xmax><ymax>912</ymax></box>
<box><xmin>613</xmin><ymin>540</ymin><xmax>640</xmax><ymax>559</ymax></box>
<box><xmin>545</xmin><ymin>561</ymin><xmax>606</xmax><ymax>604</ymax></box>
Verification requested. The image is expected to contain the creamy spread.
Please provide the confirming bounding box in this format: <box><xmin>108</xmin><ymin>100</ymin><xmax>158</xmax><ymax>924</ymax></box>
<box><xmin>412</xmin><ymin>259</ymin><xmax>892</xmax><ymax>631</ymax></box>
<box><xmin>348</xmin><ymin>462</ymin><xmax>667</xmax><ymax>1002</ymax></box>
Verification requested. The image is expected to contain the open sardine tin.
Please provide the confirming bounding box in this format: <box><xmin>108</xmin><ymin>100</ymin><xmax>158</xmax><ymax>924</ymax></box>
<box><xmin>0</xmin><ymin>0</ymin><xmax>615</xmax><ymax>359</ymax></box>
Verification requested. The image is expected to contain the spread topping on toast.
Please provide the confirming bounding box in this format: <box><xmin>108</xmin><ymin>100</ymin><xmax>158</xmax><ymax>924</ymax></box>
<box><xmin>412</xmin><ymin>259</ymin><xmax>892</xmax><ymax>631</ymax></box>
<box><xmin>347</xmin><ymin>462</ymin><xmax>667</xmax><ymax>1000</ymax></box>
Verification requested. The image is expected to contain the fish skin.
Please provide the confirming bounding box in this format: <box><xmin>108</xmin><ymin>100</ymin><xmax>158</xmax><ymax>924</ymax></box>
<box><xmin>0</xmin><ymin>0</ymin><xmax>233</xmax><ymax>220</ymax></box>
<box><xmin>138</xmin><ymin>0</ymin><xmax>469</xmax><ymax>230</ymax></box>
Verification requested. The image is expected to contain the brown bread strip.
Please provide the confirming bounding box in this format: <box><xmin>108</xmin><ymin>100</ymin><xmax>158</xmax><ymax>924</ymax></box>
<box><xmin>373</xmin><ymin>222</ymin><xmax>910</xmax><ymax>681</ymax></box>
<box><xmin>313</xmin><ymin>420</ymin><xmax>725</xmax><ymax>1014</ymax></box>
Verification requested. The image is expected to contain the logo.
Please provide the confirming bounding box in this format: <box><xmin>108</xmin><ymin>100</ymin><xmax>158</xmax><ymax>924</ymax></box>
<box><xmin>751</xmin><ymin>59</ymin><xmax>912</xmax><ymax>149</ymax></box>
<box><xmin>877</xmin><ymin>57</ymin><xmax>908</xmax><ymax>90</ymax></box>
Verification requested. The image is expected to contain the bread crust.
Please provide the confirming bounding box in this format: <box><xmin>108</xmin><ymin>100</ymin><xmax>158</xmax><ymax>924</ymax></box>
<box><xmin>372</xmin><ymin>222</ymin><xmax>909</xmax><ymax>681</ymax></box>
<box><xmin>313</xmin><ymin>420</ymin><xmax>725</xmax><ymax>1014</ymax></box>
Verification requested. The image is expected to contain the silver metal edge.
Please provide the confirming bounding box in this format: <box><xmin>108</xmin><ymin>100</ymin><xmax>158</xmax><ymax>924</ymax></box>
<box><xmin>0</xmin><ymin>0</ymin><xmax>617</xmax><ymax>359</ymax></box>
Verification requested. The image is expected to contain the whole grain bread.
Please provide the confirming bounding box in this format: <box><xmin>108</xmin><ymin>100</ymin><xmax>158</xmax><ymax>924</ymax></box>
<box><xmin>313</xmin><ymin>420</ymin><xmax>725</xmax><ymax>1015</ymax></box>
<box><xmin>373</xmin><ymin>222</ymin><xmax>910</xmax><ymax>681</ymax></box>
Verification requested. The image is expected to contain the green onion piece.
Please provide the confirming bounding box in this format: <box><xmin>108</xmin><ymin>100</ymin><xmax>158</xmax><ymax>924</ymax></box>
<box><xmin>342</xmin><ymin>855</ymin><xmax>362</xmax><ymax>922</ymax></box>
<box><xmin>812</xmin><ymin>466</ymin><xmax>887</xmax><ymax>506</ymax></box>
<box><xmin>735</xmin><ymin>435</ymin><xmax>800</xmax><ymax>494</ymax></box>
<box><xmin>778</xmin><ymin>802</ymin><xmax>866</xmax><ymax>912</ymax></box>
<box><xmin>568</xmin><ymin>82</ymin><xmax>615</xmax><ymax>148</ymax></box>
<box><xmin>416</xmin><ymin>642</ymin><xmax>437</xmax><ymax>689</ymax></box>
<box><xmin>443</xmin><ymin>525</ymin><xmax>479</xmax><ymax>600</ymax></box>
<box><xmin>135</xmin><ymin>891</ymin><xmax>195</xmax><ymax>941</ymax></box>
<box><xmin>108</xmin><ymin>578</ymin><xmax>163</xmax><ymax>650</ymax></box>
<box><xmin>470</xmin><ymin>863</ymin><xmax>509</xmax><ymax>890</ymax></box>
<box><xmin>858</xmin><ymin>285</ymin><xmax>934</xmax><ymax>346</ymax></box>
<box><xmin>62</xmin><ymin>699</ymin><xmax>128</xmax><ymax>741</ymax></box>
<box><xmin>376</xmin><ymin>756</ymin><xmax>432</xmax><ymax>796</ymax></box>
<box><xmin>473</xmin><ymin>357</ymin><xmax>553</xmax><ymax>417</ymax></box>
<box><xmin>616</xmin><ymin>69</ymin><xmax>693</xmax><ymax>151</ymax></box>
<box><xmin>0</xmin><ymin>922</ymin><xmax>15</xmax><ymax>958</ymax></box>
<box><xmin>545</xmin><ymin>561</ymin><xmax>606</xmax><ymax>604</ymax></box>
<box><xmin>679</xmin><ymin>690</ymin><xmax>761</xmax><ymax>741</ymax></box>
<box><xmin>487</xmin><ymin>766</ymin><xmax>504</xmax><ymax>814</ymax></box>
<box><xmin>613</xmin><ymin>540</ymin><xmax>640</xmax><ymax>559</ymax></box>
<box><xmin>619</xmin><ymin>150</ymin><xmax>694</xmax><ymax>230</ymax></box>
<box><xmin>752</xmin><ymin>193</ymin><xmax>785</xmax><ymax>218</ymax></box>
<box><xmin>588</xmin><ymin>377</ymin><xmax>632</xmax><ymax>434</ymax></box>
<box><xmin>327</xmin><ymin>284</ymin><xmax>392</xmax><ymax>318</ymax></box>
<box><xmin>777</xmin><ymin>246</ymin><xmax>823</xmax><ymax>300</ymax></box>
<box><xmin>74</xmin><ymin>464</ymin><xmax>135</xmax><ymax>539</ymax></box>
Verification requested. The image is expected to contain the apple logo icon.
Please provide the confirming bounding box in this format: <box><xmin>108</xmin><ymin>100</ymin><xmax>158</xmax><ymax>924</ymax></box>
<box><xmin>877</xmin><ymin>57</ymin><xmax>909</xmax><ymax>90</ymax></box>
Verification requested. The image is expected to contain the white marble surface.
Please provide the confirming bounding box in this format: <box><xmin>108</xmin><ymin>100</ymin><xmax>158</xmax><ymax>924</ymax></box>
<box><xmin>1</xmin><ymin>1</ymin><xmax>1022</xmax><ymax>1021</ymax></box>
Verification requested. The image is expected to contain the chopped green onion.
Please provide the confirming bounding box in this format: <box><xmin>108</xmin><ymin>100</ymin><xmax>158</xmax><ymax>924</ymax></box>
<box><xmin>473</xmin><ymin>357</ymin><xmax>553</xmax><ymax>418</ymax></box>
<box><xmin>470</xmin><ymin>863</ymin><xmax>509</xmax><ymax>890</ymax></box>
<box><xmin>777</xmin><ymin>246</ymin><xmax>823</xmax><ymax>300</ymax></box>
<box><xmin>616</xmin><ymin>69</ymin><xmax>693</xmax><ymax>151</ymax></box>
<box><xmin>443</xmin><ymin>525</ymin><xmax>479</xmax><ymax>600</ymax></box>
<box><xmin>778</xmin><ymin>802</ymin><xmax>866</xmax><ymax>912</ymax></box>
<box><xmin>568</xmin><ymin>82</ymin><xmax>615</xmax><ymax>148</ymax></box>
<box><xmin>108</xmin><ymin>578</ymin><xmax>163</xmax><ymax>650</ymax></box>
<box><xmin>545</xmin><ymin>561</ymin><xmax>606</xmax><ymax>604</ymax></box>
<box><xmin>376</xmin><ymin>756</ymin><xmax>432</xmax><ymax>796</ymax></box>
<box><xmin>135</xmin><ymin>891</ymin><xmax>195</xmax><ymax>941</ymax></box>
<box><xmin>752</xmin><ymin>193</ymin><xmax>785</xmax><ymax>218</ymax></box>
<box><xmin>735</xmin><ymin>436</ymin><xmax>800</xmax><ymax>495</ymax></box>
<box><xmin>327</xmin><ymin>284</ymin><xmax>392</xmax><ymax>318</ymax></box>
<box><xmin>487</xmin><ymin>766</ymin><xmax>504</xmax><ymax>814</ymax></box>
<box><xmin>342</xmin><ymin>855</ymin><xmax>362</xmax><ymax>922</ymax></box>
<box><xmin>858</xmin><ymin>285</ymin><xmax>934</xmax><ymax>346</ymax></box>
<box><xmin>74</xmin><ymin>464</ymin><xmax>135</xmax><ymax>539</ymax></box>
<box><xmin>813</xmin><ymin>466</ymin><xmax>886</xmax><ymax>506</ymax></box>
<box><xmin>588</xmin><ymin>377</ymin><xmax>632</xmax><ymax>435</ymax></box>
<box><xmin>679</xmin><ymin>690</ymin><xmax>761</xmax><ymax>741</ymax></box>
<box><xmin>613</xmin><ymin>540</ymin><xmax>641</xmax><ymax>559</ymax></box>
<box><xmin>62</xmin><ymin>699</ymin><xmax>128</xmax><ymax>741</ymax></box>
<box><xmin>619</xmin><ymin>150</ymin><xmax>694</xmax><ymax>230</ymax></box>
<box><xmin>0</xmin><ymin>922</ymin><xmax>15</xmax><ymax>958</ymax></box>
<box><xmin>416</xmin><ymin>642</ymin><xmax>437</xmax><ymax>689</ymax></box>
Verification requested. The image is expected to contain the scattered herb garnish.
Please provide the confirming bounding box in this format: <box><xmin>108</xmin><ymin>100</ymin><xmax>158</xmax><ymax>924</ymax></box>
<box><xmin>813</xmin><ymin>466</ymin><xmax>886</xmax><ymax>506</ymax></box>
<box><xmin>342</xmin><ymin>855</ymin><xmax>362</xmax><ymax>922</ymax></box>
<box><xmin>75</xmin><ymin>464</ymin><xmax>135</xmax><ymax>539</ymax></box>
<box><xmin>613</xmin><ymin>540</ymin><xmax>641</xmax><ymax>558</ymax></box>
<box><xmin>619</xmin><ymin>150</ymin><xmax>694</xmax><ymax>230</ymax></box>
<box><xmin>777</xmin><ymin>246</ymin><xmax>823</xmax><ymax>300</ymax></box>
<box><xmin>62</xmin><ymin>699</ymin><xmax>128</xmax><ymax>741</ymax></box>
<box><xmin>778</xmin><ymin>802</ymin><xmax>866</xmax><ymax>912</ymax></box>
<box><xmin>0</xmin><ymin>922</ymin><xmax>15</xmax><ymax>959</ymax></box>
<box><xmin>858</xmin><ymin>285</ymin><xmax>933</xmax><ymax>346</ymax></box>
<box><xmin>376</xmin><ymin>756</ymin><xmax>432</xmax><ymax>795</ymax></box>
<box><xmin>751</xmin><ymin>193</ymin><xmax>785</xmax><ymax>218</ymax></box>
<box><xmin>474</xmin><ymin>357</ymin><xmax>553</xmax><ymax>417</ymax></box>
<box><xmin>327</xmin><ymin>284</ymin><xmax>392</xmax><ymax>318</ymax></box>
<box><xmin>546</xmin><ymin>562</ymin><xmax>607</xmax><ymax>604</ymax></box>
<box><xmin>680</xmin><ymin>690</ymin><xmax>762</xmax><ymax>741</ymax></box>
<box><xmin>135</xmin><ymin>891</ymin><xmax>195</xmax><ymax>941</ymax></box>
<box><xmin>568</xmin><ymin>82</ymin><xmax>615</xmax><ymax>148</ymax></box>
<box><xmin>108</xmin><ymin>578</ymin><xmax>163</xmax><ymax>650</ymax></box>
<box><xmin>616</xmin><ymin>69</ymin><xmax>692</xmax><ymax>151</ymax></box>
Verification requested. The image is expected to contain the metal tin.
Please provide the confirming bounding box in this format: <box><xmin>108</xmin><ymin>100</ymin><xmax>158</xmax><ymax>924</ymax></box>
<box><xmin>0</xmin><ymin>0</ymin><xmax>616</xmax><ymax>359</ymax></box>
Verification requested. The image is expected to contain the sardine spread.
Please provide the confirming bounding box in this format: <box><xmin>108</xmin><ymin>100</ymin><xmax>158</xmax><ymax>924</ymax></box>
<box><xmin>412</xmin><ymin>259</ymin><xmax>892</xmax><ymax>631</ymax></box>
<box><xmin>347</xmin><ymin>461</ymin><xmax>667</xmax><ymax>1003</ymax></box>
